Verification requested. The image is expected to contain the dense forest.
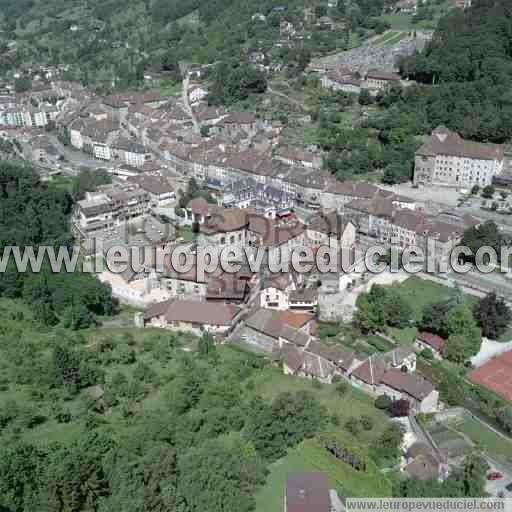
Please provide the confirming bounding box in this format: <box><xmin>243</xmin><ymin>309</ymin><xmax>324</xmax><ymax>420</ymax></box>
<box><xmin>398</xmin><ymin>0</ymin><xmax>512</xmax><ymax>143</ymax></box>
<box><xmin>0</xmin><ymin>308</ymin><xmax>330</xmax><ymax>512</ymax></box>
<box><xmin>0</xmin><ymin>162</ymin><xmax>113</xmax><ymax>327</ymax></box>
<box><xmin>0</xmin><ymin>298</ymin><xmax>487</xmax><ymax>512</ymax></box>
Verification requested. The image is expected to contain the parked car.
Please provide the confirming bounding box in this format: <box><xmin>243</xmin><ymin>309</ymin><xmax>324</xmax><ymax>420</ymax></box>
<box><xmin>487</xmin><ymin>472</ymin><xmax>503</xmax><ymax>481</ymax></box>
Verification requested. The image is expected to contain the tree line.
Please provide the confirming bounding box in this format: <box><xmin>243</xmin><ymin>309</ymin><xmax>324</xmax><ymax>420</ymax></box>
<box><xmin>0</xmin><ymin>162</ymin><xmax>114</xmax><ymax>328</ymax></box>
<box><xmin>355</xmin><ymin>282</ymin><xmax>511</xmax><ymax>363</ymax></box>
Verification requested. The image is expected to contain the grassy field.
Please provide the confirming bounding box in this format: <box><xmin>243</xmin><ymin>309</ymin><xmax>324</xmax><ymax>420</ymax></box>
<box><xmin>370</xmin><ymin>30</ymin><xmax>408</xmax><ymax>47</ymax></box>
<box><xmin>386</xmin><ymin>277</ymin><xmax>477</xmax><ymax>344</ymax></box>
<box><xmin>254</xmin><ymin>438</ymin><xmax>393</xmax><ymax>512</ymax></box>
<box><xmin>388</xmin><ymin>326</ymin><xmax>417</xmax><ymax>345</ymax></box>
<box><xmin>359</xmin><ymin>276</ymin><xmax>475</xmax><ymax>346</ymax></box>
<box><xmin>251</xmin><ymin>367</ymin><xmax>390</xmax><ymax>441</ymax></box>
<box><xmin>453</xmin><ymin>415</ymin><xmax>512</xmax><ymax>465</ymax></box>
<box><xmin>379</xmin><ymin>0</ymin><xmax>453</xmax><ymax>31</ymax></box>
<box><xmin>370</xmin><ymin>30</ymin><xmax>402</xmax><ymax>46</ymax></box>
<box><xmin>379</xmin><ymin>14</ymin><xmax>416</xmax><ymax>30</ymax></box>
<box><xmin>159</xmin><ymin>81</ymin><xmax>182</xmax><ymax>97</ymax></box>
<box><xmin>382</xmin><ymin>31</ymin><xmax>408</xmax><ymax>46</ymax></box>
<box><xmin>393</xmin><ymin>277</ymin><xmax>472</xmax><ymax>320</ymax></box>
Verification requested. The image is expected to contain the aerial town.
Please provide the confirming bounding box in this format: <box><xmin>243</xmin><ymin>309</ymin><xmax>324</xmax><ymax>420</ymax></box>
<box><xmin>0</xmin><ymin>0</ymin><xmax>511</xmax><ymax>510</ymax></box>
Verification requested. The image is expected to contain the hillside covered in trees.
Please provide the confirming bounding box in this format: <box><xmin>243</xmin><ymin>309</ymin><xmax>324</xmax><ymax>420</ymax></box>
<box><xmin>325</xmin><ymin>0</ymin><xmax>512</xmax><ymax>184</ymax></box>
<box><xmin>397</xmin><ymin>0</ymin><xmax>512</xmax><ymax>143</ymax></box>
<box><xmin>0</xmin><ymin>162</ymin><xmax>113</xmax><ymax>327</ymax></box>
<box><xmin>0</xmin><ymin>0</ymin><xmax>391</xmax><ymax>91</ymax></box>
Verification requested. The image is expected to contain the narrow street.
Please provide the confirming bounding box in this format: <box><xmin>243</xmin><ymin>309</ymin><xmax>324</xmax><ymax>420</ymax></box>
<box><xmin>182</xmin><ymin>74</ymin><xmax>201</xmax><ymax>135</ymax></box>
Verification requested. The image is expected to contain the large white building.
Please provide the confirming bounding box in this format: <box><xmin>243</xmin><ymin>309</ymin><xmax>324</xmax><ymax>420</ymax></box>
<box><xmin>72</xmin><ymin>186</ymin><xmax>151</xmax><ymax>238</ymax></box>
<box><xmin>0</xmin><ymin>107</ymin><xmax>59</xmax><ymax>128</ymax></box>
<box><xmin>414</xmin><ymin>126</ymin><xmax>504</xmax><ymax>188</ymax></box>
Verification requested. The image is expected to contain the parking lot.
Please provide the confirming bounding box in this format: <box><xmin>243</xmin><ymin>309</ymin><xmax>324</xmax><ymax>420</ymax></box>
<box><xmin>386</xmin><ymin>183</ymin><xmax>512</xmax><ymax>230</ymax></box>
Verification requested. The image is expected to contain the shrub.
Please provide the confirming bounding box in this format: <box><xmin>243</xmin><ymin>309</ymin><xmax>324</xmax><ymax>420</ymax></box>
<box><xmin>482</xmin><ymin>185</ymin><xmax>495</xmax><ymax>199</ymax></box>
<box><xmin>389</xmin><ymin>399</ymin><xmax>410</xmax><ymax>417</ymax></box>
<box><xmin>335</xmin><ymin>379</ymin><xmax>348</xmax><ymax>395</ymax></box>
<box><xmin>360</xmin><ymin>415</ymin><xmax>373</xmax><ymax>431</ymax></box>
<box><xmin>375</xmin><ymin>395</ymin><xmax>392</xmax><ymax>410</ymax></box>
<box><xmin>111</xmin><ymin>344</ymin><xmax>136</xmax><ymax>365</ymax></box>
<box><xmin>312</xmin><ymin>378</ymin><xmax>322</xmax><ymax>389</ymax></box>
<box><xmin>421</xmin><ymin>348</ymin><xmax>434</xmax><ymax>360</ymax></box>
<box><xmin>344</xmin><ymin>416</ymin><xmax>360</xmax><ymax>435</ymax></box>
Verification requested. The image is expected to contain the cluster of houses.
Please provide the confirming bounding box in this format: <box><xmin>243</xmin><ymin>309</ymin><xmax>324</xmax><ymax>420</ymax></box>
<box><xmin>71</xmin><ymin>166</ymin><xmax>482</xmax><ymax>317</ymax></box>
<box><xmin>345</xmin><ymin>186</ymin><xmax>480</xmax><ymax>263</ymax></box>
<box><xmin>72</xmin><ymin>175</ymin><xmax>175</xmax><ymax>239</ymax></box>
<box><xmin>319</xmin><ymin>65</ymin><xmax>402</xmax><ymax>95</ymax></box>
<box><xmin>0</xmin><ymin>80</ymin><xmax>84</xmax><ymax>129</ymax></box>
<box><xmin>125</xmin><ymin>200</ymin><xmax>442</xmax><ymax>415</ymax></box>
<box><xmin>144</xmin><ymin>292</ymin><xmax>439</xmax><ymax>413</ymax></box>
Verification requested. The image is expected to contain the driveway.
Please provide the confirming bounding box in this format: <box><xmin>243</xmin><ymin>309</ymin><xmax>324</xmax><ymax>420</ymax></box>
<box><xmin>182</xmin><ymin>74</ymin><xmax>201</xmax><ymax>134</ymax></box>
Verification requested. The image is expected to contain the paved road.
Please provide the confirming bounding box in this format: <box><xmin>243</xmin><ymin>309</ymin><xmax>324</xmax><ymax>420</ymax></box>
<box><xmin>182</xmin><ymin>75</ymin><xmax>201</xmax><ymax>135</ymax></box>
<box><xmin>408</xmin><ymin>413</ymin><xmax>446</xmax><ymax>464</ymax></box>
<box><xmin>47</xmin><ymin>135</ymin><xmax>104</xmax><ymax>169</ymax></box>
<box><xmin>447</xmin><ymin>269</ymin><xmax>512</xmax><ymax>301</ymax></box>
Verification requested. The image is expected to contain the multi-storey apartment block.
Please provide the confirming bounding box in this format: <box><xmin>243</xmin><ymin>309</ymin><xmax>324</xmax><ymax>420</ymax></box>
<box><xmin>414</xmin><ymin>126</ymin><xmax>504</xmax><ymax>188</ymax></box>
<box><xmin>72</xmin><ymin>185</ymin><xmax>151</xmax><ymax>239</ymax></box>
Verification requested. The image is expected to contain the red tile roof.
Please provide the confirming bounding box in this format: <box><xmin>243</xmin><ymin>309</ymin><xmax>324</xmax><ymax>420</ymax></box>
<box><xmin>282</xmin><ymin>344</ymin><xmax>304</xmax><ymax>373</ymax></box>
<box><xmin>286</xmin><ymin>473</ymin><xmax>331</xmax><ymax>512</ymax></box>
<box><xmin>145</xmin><ymin>299</ymin><xmax>240</xmax><ymax>326</ymax></box>
<box><xmin>417</xmin><ymin>332</ymin><xmax>445</xmax><ymax>352</ymax></box>
<box><xmin>277</xmin><ymin>311</ymin><xmax>315</xmax><ymax>329</ymax></box>
<box><xmin>188</xmin><ymin>197</ymin><xmax>210</xmax><ymax>216</ymax></box>
<box><xmin>418</xmin><ymin>126</ymin><xmax>504</xmax><ymax>161</ymax></box>
<box><xmin>380</xmin><ymin>368</ymin><xmax>435</xmax><ymax>401</ymax></box>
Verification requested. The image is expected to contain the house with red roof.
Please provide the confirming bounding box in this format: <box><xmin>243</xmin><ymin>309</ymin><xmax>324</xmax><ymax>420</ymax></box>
<box><xmin>415</xmin><ymin>332</ymin><xmax>446</xmax><ymax>359</ymax></box>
